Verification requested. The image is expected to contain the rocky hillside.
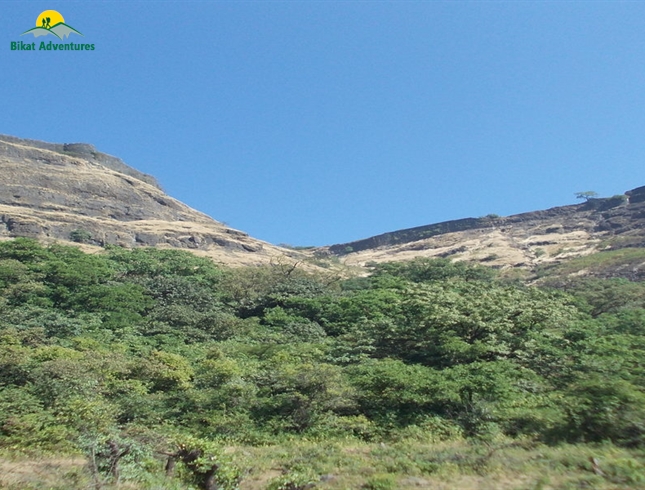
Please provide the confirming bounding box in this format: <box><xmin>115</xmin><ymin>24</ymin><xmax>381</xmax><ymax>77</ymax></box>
<box><xmin>3</xmin><ymin>133</ymin><xmax>644</xmax><ymax>278</ymax></box>
<box><xmin>324</xmin><ymin>186</ymin><xmax>645</xmax><ymax>280</ymax></box>
<box><xmin>0</xmin><ymin>135</ymin><xmax>299</xmax><ymax>266</ymax></box>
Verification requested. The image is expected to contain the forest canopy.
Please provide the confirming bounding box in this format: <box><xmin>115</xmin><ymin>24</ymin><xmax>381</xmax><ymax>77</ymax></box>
<box><xmin>1</xmin><ymin>238</ymin><xmax>644</xmax><ymax>488</ymax></box>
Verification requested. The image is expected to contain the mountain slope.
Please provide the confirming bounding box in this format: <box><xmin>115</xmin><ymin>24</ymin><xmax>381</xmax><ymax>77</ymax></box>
<box><xmin>0</xmin><ymin>135</ymin><xmax>298</xmax><ymax>266</ymax></box>
<box><xmin>3</xmin><ymin>133</ymin><xmax>644</xmax><ymax>277</ymax></box>
<box><xmin>324</xmin><ymin>187</ymin><xmax>645</xmax><ymax>280</ymax></box>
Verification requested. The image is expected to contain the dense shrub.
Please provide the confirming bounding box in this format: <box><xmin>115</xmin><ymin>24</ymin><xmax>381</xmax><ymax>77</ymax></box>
<box><xmin>0</xmin><ymin>240</ymin><xmax>644</xmax><ymax>486</ymax></box>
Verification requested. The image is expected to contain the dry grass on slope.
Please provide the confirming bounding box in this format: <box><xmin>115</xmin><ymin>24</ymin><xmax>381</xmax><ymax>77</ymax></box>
<box><xmin>2</xmin><ymin>440</ymin><xmax>644</xmax><ymax>490</ymax></box>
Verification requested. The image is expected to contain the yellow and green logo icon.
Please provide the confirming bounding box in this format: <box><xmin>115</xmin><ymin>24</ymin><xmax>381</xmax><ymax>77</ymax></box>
<box><xmin>21</xmin><ymin>10</ymin><xmax>82</xmax><ymax>40</ymax></box>
<box><xmin>11</xmin><ymin>10</ymin><xmax>94</xmax><ymax>51</ymax></box>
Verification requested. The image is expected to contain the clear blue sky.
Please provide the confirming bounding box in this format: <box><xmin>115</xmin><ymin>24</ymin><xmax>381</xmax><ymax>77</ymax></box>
<box><xmin>2</xmin><ymin>1</ymin><xmax>645</xmax><ymax>246</ymax></box>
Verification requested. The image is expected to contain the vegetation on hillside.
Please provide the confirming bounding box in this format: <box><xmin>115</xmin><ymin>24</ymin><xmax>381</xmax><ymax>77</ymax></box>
<box><xmin>1</xmin><ymin>238</ymin><xmax>645</xmax><ymax>489</ymax></box>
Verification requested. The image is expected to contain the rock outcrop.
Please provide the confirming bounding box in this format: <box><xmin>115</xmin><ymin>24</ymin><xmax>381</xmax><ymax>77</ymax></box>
<box><xmin>3</xmin><ymin>133</ymin><xmax>644</xmax><ymax>276</ymax></box>
<box><xmin>0</xmin><ymin>135</ymin><xmax>298</xmax><ymax>266</ymax></box>
<box><xmin>324</xmin><ymin>189</ymin><xmax>645</xmax><ymax>278</ymax></box>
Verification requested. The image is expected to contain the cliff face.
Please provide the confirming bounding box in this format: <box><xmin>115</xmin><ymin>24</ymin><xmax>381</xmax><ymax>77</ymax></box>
<box><xmin>3</xmin><ymin>133</ymin><xmax>644</xmax><ymax>276</ymax></box>
<box><xmin>0</xmin><ymin>135</ymin><xmax>295</xmax><ymax>266</ymax></box>
<box><xmin>324</xmin><ymin>189</ymin><xmax>645</xmax><ymax>279</ymax></box>
<box><xmin>0</xmin><ymin>135</ymin><xmax>161</xmax><ymax>190</ymax></box>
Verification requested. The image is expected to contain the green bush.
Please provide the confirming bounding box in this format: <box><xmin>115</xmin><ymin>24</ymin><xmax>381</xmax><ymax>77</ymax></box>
<box><xmin>2</xmin><ymin>239</ymin><xmax>645</xmax><ymax>478</ymax></box>
<box><xmin>267</xmin><ymin>470</ymin><xmax>318</xmax><ymax>490</ymax></box>
<box><xmin>363</xmin><ymin>474</ymin><xmax>397</xmax><ymax>490</ymax></box>
<box><xmin>69</xmin><ymin>229</ymin><xmax>92</xmax><ymax>243</ymax></box>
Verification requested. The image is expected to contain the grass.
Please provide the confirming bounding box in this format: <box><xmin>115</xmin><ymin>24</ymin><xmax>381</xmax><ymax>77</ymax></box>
<box><xmin>3</xmin><ymin>439</ymin><xmax>645</xmax><ymax>489</ymax></box>
<box><xmin>0</xmin><ymin>454</ymin><xmax>88</xmax><ymax>490</ymax></box>
<box><xmin>598</xmin><ymin>236</ymin><xmax>645</xmax><ymax>250</ymax></box>
<box><xmin>536</xmin><ymin>247</ymin><xmax>645</xmax><ymax>279</ymax></box>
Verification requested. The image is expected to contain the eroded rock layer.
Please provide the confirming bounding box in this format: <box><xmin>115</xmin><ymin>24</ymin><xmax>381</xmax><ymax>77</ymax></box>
<box><xmin>0</xmin><ymin>135</ymin><xmax>296</xmax><ymax>266</ymax></box>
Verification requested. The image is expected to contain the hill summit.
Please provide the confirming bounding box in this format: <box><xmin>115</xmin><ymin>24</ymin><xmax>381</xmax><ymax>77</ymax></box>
<box><xmin>323</xmin><ymin>185</ymin><xmax>645</xmax><ymax>280</ymax></box>
<box><xmin>0</xmin><ymin>134</ymin><xmax>296</xmax><ymax>266</ymax></box>
<box><xmin>2</xmin><ymin>133</ymin><xmax>645</xmax><ymax>279</ymax></box>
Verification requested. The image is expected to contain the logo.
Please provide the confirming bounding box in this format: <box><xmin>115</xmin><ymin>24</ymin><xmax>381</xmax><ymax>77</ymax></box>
<box><xmin>11</xmin><ymin>10</ymin><xmax>95</xmax><ymax>51</ymax></box>
<box><xmin>22</xmin><ymin>10</ymin><xmax>82</xmax><ymax>39</ymax></box>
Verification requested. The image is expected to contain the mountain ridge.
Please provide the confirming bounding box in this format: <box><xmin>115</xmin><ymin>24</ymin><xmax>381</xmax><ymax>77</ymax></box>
<box><xmin>0</xmin><ymin>134</ymin><xmax>161</xmax><ymax>189</ymax></box>
<box><xmin>323</xmin><ymin>185</ymin><xmax>645</xmax><ymax>279</ymax></box>
<box><xmin>2</xmin><ymin>133</ymin><xmax>644</xmax><ymax>277</ymax></box>
<box><xmin>327</xmin><ymin>190</ymin><xmax>645</xmax><ymax>255</ymax></box>
<box><xmin>0</xmin><ymin>134</ymin><xmax>302</xmax><ymax>266</ymax></box>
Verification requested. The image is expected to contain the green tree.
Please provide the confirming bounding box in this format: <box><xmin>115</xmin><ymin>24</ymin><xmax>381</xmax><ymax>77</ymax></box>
<box><xmin>69</xmin><ymin>229</ymin><xmax>92</xmax><ymax>243</ymax></box>
<box><xmin>556</xmin><ymin>377</ymin><xmax>645</xmax><ymax>446</ymax></box>
<box><xmin>369</xmin><ymin>280</ymin><xmax>578</xmax><ymax>368</ymax></box>
<box><xmin>575</xmin><ymin>190</ymin><xmax>599</xmax><ymax>201</ymax></box>
<box><xmin>253</xmin><ymin>354</ymin><xmax>356</xmax><ymax>433</ymax></box>
<box><xmin>369</xmin><ymin>257</ymin><xmax>496</xmax><ymax>283</ymax></box>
